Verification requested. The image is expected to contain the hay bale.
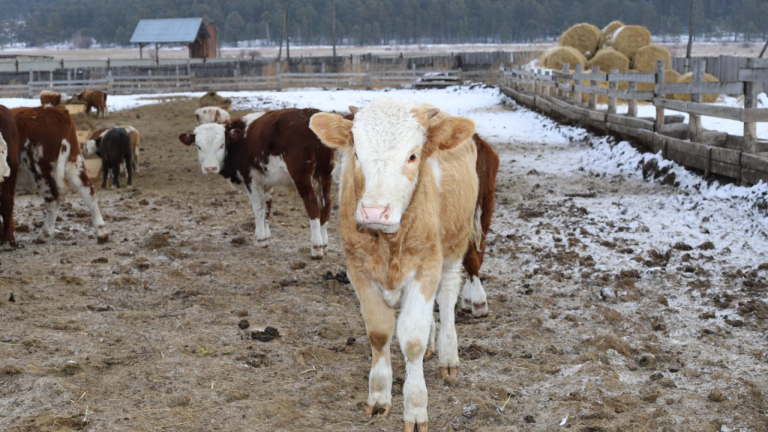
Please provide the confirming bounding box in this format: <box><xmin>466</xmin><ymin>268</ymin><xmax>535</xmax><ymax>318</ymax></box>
<box><xmin>586</xmin><ymin>48</ymin><xmax>630</xmax><ymax>73</ymax></box>
<box><xmin>538</xmin><ymin>46</ymin><xmax>559</xmax><ymax>68</ymax></box>
<box><xmin>559</xmin><ymin>23</ymin><xmax>601</xmax><ymax>59</ymax></box>
<box><xmin>633</xmin><ymin>45</ymin><xmax>671</xmax><ymax>73</ymax></box>
<box><xmin>610</xmin><ymin>25</ymin><xmax>652</xmax><ymax>60</ymax></box>
<box><xmin>544</xmin><ymin>46</ymin><xmax>587</xmax><ymax>72</ymax></box>
<box><xmin>199</xmin><ymin>91</ymin><xmax>232</xmax><ymax>109</ymax></box>
<box><xmin>676</xmin><ymin>72</ymin><xmax>720</xmax><ymax>103</ymax></box>
<box><xmin>600</xmin><ymin>20</ymin><xmax>625</xmax><ymax>48</ymax></box>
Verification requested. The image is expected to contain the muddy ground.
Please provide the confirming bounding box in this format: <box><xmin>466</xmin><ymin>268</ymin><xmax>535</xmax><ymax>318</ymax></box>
<box><xmin>1</xmin><ymin>98</ymin><xmax>767</xmax><ymax>432</ymax></box>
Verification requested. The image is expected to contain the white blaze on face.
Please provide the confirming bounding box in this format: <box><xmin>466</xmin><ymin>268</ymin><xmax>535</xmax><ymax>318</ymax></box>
<box><xmin>0</xmin><ymin>132</ymin><xmax>10</xmax><ymax>179</ymax></box>
<box><xmin>191</xmin><ymin>123</ymin><xmax>227</xmax><ymax>175</ymax></box>
<box><xmin>352</xmin><ymin>98</ymin><xmax>427</xmax><ymax>233</ymax></box>
<box><xmin>84</xmin><ymin>139</ymin><xmax>98</xmax><ymax>156</ymax></box>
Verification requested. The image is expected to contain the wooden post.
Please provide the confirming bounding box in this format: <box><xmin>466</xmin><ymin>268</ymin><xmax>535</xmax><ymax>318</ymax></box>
<box><xmin>534</xmin><ymin>68</ymin><xmax>541</xmax><ymax>93</ymax></box>
<box><xmin>559</xmin><ymin>63</ymin><xmax>569</xmax><ymax>99</ymax></box>
<box><xmin>574</xmin><ymin>64</ymin><xmax>583</xmax><ymax>106</ymax></box>
<box><xmin>655</xmin><ymin>60</ymin><xmax>666</xmax><ymax>132</ymax></box>
<box><xmin>688</xmin><ymin>59</ymin><xmax>704</xmax><ymax>140</ymax></box>
<box><xmin>365</xmin><ymin>64</ymin><xmax>371</xmax><ymax>90</ymax></box>
<box><xmin>628</xmin><ymin>80</ymin><xmax>638</xmax><ymax>117</ymax></box>
<box><xmin>744</xmin><ymin>79</ymin><xmax>758</xmax><ymax>153</ymax></box>
<box><xmin>589</xmin><ymin>66</ymin><xmax>598</xmax><ymax>110</ymax></box>
<box><xmin>608</xmin><ymin>69</ymin><xmax>618</xmax><ymax>114</ymax></box>
<box><xmin>546</xmin><ymin>71</ymin><xmax>552</xmax><ymax>97</ymax></box>
<box><xmin>276</xmin><ymin>60</ymin><xmax>282</xmax><ymax>91</ymax></box>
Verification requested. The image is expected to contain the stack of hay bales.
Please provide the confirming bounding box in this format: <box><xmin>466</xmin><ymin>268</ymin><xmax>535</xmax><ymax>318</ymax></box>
<box><xmin>676</xmin><ymin>72</ymin><xmax>720</xmax><ymax>103</ymax></box>
<box><xmin>537</xmin><ymin>19</ymin><xmax>721</xmax><ymax>105</ymax></box>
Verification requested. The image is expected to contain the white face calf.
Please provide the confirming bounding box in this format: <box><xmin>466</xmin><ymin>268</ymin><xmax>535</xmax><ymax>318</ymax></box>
<box><xmin>178</xmin><ymin>123</ymin><xmax>242</xmax><ymax>175</ymax></box>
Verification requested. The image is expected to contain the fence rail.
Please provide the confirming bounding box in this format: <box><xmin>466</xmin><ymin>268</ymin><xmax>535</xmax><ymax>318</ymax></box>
<box><xmin>501</xmin><ymin>58</ymin><xmax>768</xmax><ymax>185</ymax></box>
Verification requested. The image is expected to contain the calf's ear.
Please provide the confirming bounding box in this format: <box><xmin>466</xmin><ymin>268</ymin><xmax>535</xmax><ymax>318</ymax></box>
<box><xmin>309</xmin><ymin>113</ymin><xmax>353</xmax><ymax>148</ymax></box>
<box><xmin>178</xmin><ymin>133</ymin><xmax>196</xmax><ymax>146</ymax></box>
<box><xmin>228</xmin><ymin>128</ymin><xmax>243</xmax><ymax>143</ymax></box>
<box><xmin>428</xmin><ymin>116</ymin><xmax>476</xmax><ymax>151</ymax></box>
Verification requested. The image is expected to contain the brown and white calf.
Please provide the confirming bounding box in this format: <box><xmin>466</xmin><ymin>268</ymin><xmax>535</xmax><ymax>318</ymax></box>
<box><xmin>39</xmin><ymin>90</ymin><xmax>68</xmax><ymax>107</ymax></box>
<box><xmin>12</xmin><ymin>106</ymin><xmax>107</xmax><ymax>242</ymax></box>
<box><xmin>310</xmin><ymin>98</ymin><xmax>479</xmax><ymax>431</ymax></box>
<box><xmin>460</xmin><ymin>134</ymin><xmax>499</xmax><ymax>317</ymax></box>
<box><xmin>85</xmin><ymin>126</ymin><xmax>141</xmax><ymax>174</ymax></box>
<box><xmin>0</xmin><ymin>105</ymin><xmax>20</xmax><ymax>249</ymax></box>
<box><xmin>179</xmin><ymin>108</ymin><xmax>335</xmax><ymax>258</ymax></box>
<box><xmin>77</xmin><ymin>90</ymin><xmax>108</xmax><ymax>118</ymax></box>
<box><xmin>195</xmin><ymin>106</ymin><xmax>230</xmax><ymax>124</ymax></box>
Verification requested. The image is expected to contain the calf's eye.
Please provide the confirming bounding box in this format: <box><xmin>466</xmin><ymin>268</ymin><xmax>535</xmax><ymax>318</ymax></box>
<box><xmin>408</xmin><ymin>154</ymin><xmax>417</xmax><ymax>162</ymax></box>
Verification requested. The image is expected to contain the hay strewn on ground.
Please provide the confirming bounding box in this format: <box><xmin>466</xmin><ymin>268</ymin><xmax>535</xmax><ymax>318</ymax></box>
<box><xmin>677</xmin><ymin>72</ymin><xmax>720</xmax><ymax>103</ymax></box>
<box><xmin>586</xmin><ymin>48</ymin><xmax>630</xmax><ymax>73</ymax></box>
<box><xmin>633</xmin><ymin>44</ymin><xmax>672</xmax><ymax>73</ymax></box>
<box><xmin>610</xmin><ymin>25</ymin><xmax>651</xmax><ymax>60</ymax></box>
<box><xmin>600</xmin><ymin>20</ymin><xmax>625</xmax><ymax>48</ymax></box>
<box><xmin>199</xmin><ymin>91</ymin><xmax>232</xmax><ymax>108</ymax></box>
<box><xmin>544</xmin><ymin>46</ymin><xmax>587</xmax><ymax>71</ymax></box>
<box><xmin>559</xmin><ymin>23</ymin><xmax>602</xmax><ymax>59</ymax></box>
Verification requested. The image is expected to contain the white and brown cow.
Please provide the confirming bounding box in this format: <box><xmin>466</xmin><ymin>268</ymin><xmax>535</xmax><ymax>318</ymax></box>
<box><xmin>195</xmin><ymin>106</ymin><xmax>230</xmax><ymax>124</ymax></box>
<box><xmin>12</xmin><ymin>106</ymin><xmax>107</xmax><ymax>243</ymax></box>
<box><xmin>76</xmin><ymin>90</ymin><xmax>108</xmax><ymax>118</ymax></box>
<box><xmin>178</xmin><ymin>108</ymin><xmax>335</xmax><ymax>258</ymax></box>
<box><xmin>39</xmin><ymin>90</ymin><xmax>68</xmax><ymax>107</ymax></box>
<box><xmin>310</xmin><ymin>98</ymin><xmax>479</xmax><ymax>431</ymax></box>
<box><xmin>0</xmin><ymin>105</ymin><xmax>20</xmax><ymax>249</ymax></box>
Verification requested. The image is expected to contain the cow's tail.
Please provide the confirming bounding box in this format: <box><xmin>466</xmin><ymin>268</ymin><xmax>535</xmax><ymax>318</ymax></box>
<box><xmin>472</xmin><ymin>134</ymin><xmax>500</xmax><ymax>252</ymax></box>
<box><xmin>470</xmin><ymin>206</ymin><xmax>483</xmax><ymax>252</ymax></box>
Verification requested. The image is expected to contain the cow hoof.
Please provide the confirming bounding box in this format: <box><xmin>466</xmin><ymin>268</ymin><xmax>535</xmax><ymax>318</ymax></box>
<box><xmin>461</xmin><ymin>298</ymin><xmax>473</xmax><ymax>312</ymax></box>
<box><xmin>365</xmin><ymin>403</ymin><xmax>391</xmax><ymax>419</ymax></box>
<box><xmin>311</xmin><ymin>247</ymin><xmax>324</xmax><ymax>260</ymax></box>
<box><xmin>97</xmin><ymin>233</ymin><xmax>110</xmax><ymax>244</ymax></box>
<box><xmin>256</xmin><ymin>238</ymin><xmax>269</xmax><ymax>248</ymax></box>
<box><xmin>439</xmin><ymin>366</ymin><xmax>459</xmax><ymax>379</ymax></box>
<box><xmin>404</xmin><ymin>421</ymin><xmax>428</xmax><ymax>432</ymax></box>
<box><xmin>423</xmin><ymin>350</ymin><xmax>435</xmax><ymax>361</ymax></box>
<box><xmin>2</xmin><ymin>242</ymin><xmax>16</xmax><ymax>251</ymax></box>
<box><xmin>472</xmin><ymin>303</ymin><xmax>490</xmax><ymax>318</ymax></box>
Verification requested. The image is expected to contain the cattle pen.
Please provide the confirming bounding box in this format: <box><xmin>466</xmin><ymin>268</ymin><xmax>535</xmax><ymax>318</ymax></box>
<box><xmin>499</xmin><ymin>58</ymin><xmax>768</xmax><ymax>187</ymax></box>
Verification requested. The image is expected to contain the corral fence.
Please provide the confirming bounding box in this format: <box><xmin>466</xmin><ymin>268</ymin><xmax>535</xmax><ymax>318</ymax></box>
<box><xmin>499</xmin><ymin>58</ymin><xmax>768</xmax><ymax>185</ymax></box>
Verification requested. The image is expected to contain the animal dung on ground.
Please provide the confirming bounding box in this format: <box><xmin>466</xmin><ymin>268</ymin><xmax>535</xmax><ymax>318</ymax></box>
<box><xmin>609</xmin><ymin>25</ymin><xmax>652</xmax><ymax>60</ymax></box>
<box><xmin>586</xmin><ymin>48</ymin><xmax>630</xmax><ymax>73</ymax></box>
<box><xmin>558</xmin><ymin>23</ymin><xmax>601</xmax><ymax>59</ymax></box>
<box><xmin>251</xmin><ymin>326</ymin><xmax>280</xmax><ymax>342</ymax></box>
<box><xmin>544</xmin><ymin>46</ymin><xmax>587</xmax><ymax>72</ymax></box>
<box><xmin>633</xmin><ymin>44</ymin><xmax>672</xmax><ymax>73</ymax></box>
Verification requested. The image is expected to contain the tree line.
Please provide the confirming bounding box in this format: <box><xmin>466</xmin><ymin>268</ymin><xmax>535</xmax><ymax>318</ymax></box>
<box><xmin>1</xmin><ymin>0</ymin><xmax>766</xmax><ymax>49</ymax></box>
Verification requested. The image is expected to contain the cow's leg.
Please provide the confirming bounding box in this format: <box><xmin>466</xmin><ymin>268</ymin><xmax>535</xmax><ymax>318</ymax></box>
<box><xmin>34</xmin><ymin>173</ymin><xmax>60</xmax><ymax>243</ymax></box>
<box><xmin>0</xmin><ymin>172</ymin><xmax>17</xmax><ymax>250</ymax></box>
<box><xmin>64</xmin><ymin>156</ymin><xmax>107</xmax><ymax>241</ymax></box>
<box><xmin>111</xmin><ymin>162</ymin><xmax>120</xmax><ymax>188</ymax></box>
<box><xmin>461</xmin><ymin>245</ymin><xmax>489</xmax><ymax>317</ymax></box>
<box><xmin>125</xmin><ymin>153</ymin><xmax>132</xmax><ymax>187</ymax></box>
<box><xmin>319</xmin><ymin>173</ymin><xmax>332</xmax><ymax>254</ymax></box>
<box><xmin>245</xmin><ymin>182</ymin><xmax>269</xmax><ymax>247</ymax></box>
<box><xmin>398</xmin><ymin>274</ymin><xmax>438</xmax><ymax>431</ymax></box>
<box><xmin>350</xmin><ymin>268</ymin><xmax>395</xmax><ymax>420</ymax></box>
<box><xmin>101</xmin><ymin>159</ymin><xmax>108</xmax><ymax>188</ymax></box>
<box><xmin>436</xmin><ymin>259</ymin><xmax>463</xmax><ymax>378</ymax></box>
<box><xmin>133</xmin><ymin>145</ymin><xmax>139</xmax><ymax>173</ymax></box>
<box><xmin>295</xmin><ymin>178</ymin><xmax>324</xmax><ymax>259</ymax></box>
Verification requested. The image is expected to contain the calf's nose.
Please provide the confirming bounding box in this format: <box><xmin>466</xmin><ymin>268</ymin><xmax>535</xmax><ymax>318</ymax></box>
<box><xmin>204</xmin><ymin>166</ymin><xmax>218</xmax><ymax>174</ymax></box>
<box><xmin>360</xmin><ymin>205</ymin><xmax>391</xmax><ymax>224</ymax></box>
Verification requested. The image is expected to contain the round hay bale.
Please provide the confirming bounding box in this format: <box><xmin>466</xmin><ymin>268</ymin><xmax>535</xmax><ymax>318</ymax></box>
<box><xmin>559</xmin><ymin>23</ymin><xmax>601</xmax><ymax>59</ymax></box>
<box><xmin>610</xmin><ymin>25</ymin><xmax>652</xmax><ymax>60</ymax></box>
<box><xmin>538</xmin><ymin>46</ymin><xmax>559</xmax><ymax>68</ymax></box>
<box><xmin>544</xmin><ymin>46</ymin><xmax>587</xmax><ymax>71</ymax></box>
<box><xmin>600</xmin><ymin>20</ymin><xmax>625</xmax><ymax>48</ymax></box>
<box><xmin>676</xmin><ymin>72</ymin><xmax>720</xmax><ymax>103</ymax></box>
<box><xmin>633</xmin><ymin>44</ymin><xmax>671</xmax><ymax>72</ymax></box>
<box><xmin>586</xmin><ymin>48</ymin><xmax>630</xmax><ymax>73</ymax></box>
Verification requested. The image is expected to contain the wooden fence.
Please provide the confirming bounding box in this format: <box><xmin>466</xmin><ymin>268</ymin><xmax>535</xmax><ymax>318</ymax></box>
<box><xmin>500</xmin><ymin>58</ymin><xmax>768</xmax><ymax>185</ymax></box>
<box><xmin>0</xmin><ymin>67</ymin><xmax>504</xmax><ymax>98</ymax></box>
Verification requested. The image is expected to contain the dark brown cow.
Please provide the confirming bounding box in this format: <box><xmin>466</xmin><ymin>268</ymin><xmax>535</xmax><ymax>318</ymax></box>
<box><xmin>460</xmin><ymin>134</ymin><xmax>499</xmax><ymax>317</ymax></box>
<box><xmin>12</xmin><ymin>106</ymin><xmax>107</xmax><ymax>242</ymax></box>
<box><xmin>178</xmin><ymin>109</ymin><xmax>334</xmax><ymax>259</ymax></box>
<box><xmin>77</xmin><ymin>90</ymin><xmax>108</xmax><ymax>118</ymax></box>
<box><xmin>0</xmin><ymin>105</ymin><xmax>20</xmax><ymax>249</ymax></box>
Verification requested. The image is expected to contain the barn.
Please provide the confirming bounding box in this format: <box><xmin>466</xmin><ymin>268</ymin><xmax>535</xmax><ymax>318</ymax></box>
<box><xmin>129</xmin><ymin>18</ymin><xmax>217</xmax><ymax>61</ymax></box>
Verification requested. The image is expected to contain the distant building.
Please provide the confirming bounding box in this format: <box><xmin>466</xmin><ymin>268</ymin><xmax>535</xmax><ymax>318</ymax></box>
<box><xmin>130</xmin><ymin>18</ymin><xmax>217</xmax><ymax>61</ymax></box>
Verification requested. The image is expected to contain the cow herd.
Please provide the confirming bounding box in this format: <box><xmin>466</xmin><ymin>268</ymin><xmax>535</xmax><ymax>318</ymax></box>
<box><xmin>0</xmin><ymin>91</ymin><xmax>500</xmax><ymax>431</ymax></box>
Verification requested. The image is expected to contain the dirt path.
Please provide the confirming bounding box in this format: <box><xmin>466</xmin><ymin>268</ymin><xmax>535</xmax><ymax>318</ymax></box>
<box><xmin>1</xmin><ymin>98</ymin><xmax>766</xmax><ymax>432</ymax></box>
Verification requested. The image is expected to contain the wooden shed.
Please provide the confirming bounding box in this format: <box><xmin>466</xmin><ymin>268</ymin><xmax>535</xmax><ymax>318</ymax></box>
<box><xmin>130</xmin><ymin>18</ymin><xmax>217</xmax><ymax>61</ymax></box>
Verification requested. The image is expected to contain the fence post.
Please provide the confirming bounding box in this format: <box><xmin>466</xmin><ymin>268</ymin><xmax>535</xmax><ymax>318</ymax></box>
<box><xmin>365</xmin><ymin>64</ymin><xmax>371</xmax><ymax>90</ymax></box>
<box><xmin>654</xmin><ymin>61</ymin><xmax>666</xmax><ymax>132</ymax></box>
<box><xmin>28</xmin><ymin>70</ymin><xmax>33</xmax><ymax>97</ymax></box>
<box><xmin>744</xmin><ymin>79</ymin><xmax>758</xmax><ymax>154</ymax></box>
<box><xmin>574</xmin><ymin>64</ymin><xmax>583</xmax><ymax>106</ymax></box>
<box><xmin>276</xmin><ymin>61</ymin><xmax>282</xmax><ymax>92</ymax></box>
<box><xmin>175</xmin><ymin>66</ymin><xmax>179</xmax><ymax>87</ymax></box>
<box><xmin>608</xmin><ymin>69</ymin><xmax>618</xmax><ymax>114</ymax></box>
<box><xmin>588</xmin><ymin>66</ymin><xmax>598</xmax><ymax>110</ymax></box>
<box><xmin>687</xmin><ymin>59</ymin><xmax>704</xmax><ymax>140</ymax></box>
<box><xmin>628</xmin><ymin>80</ymin><xmax>638</xmax><ymax>117</ymax></box>
<box><xmin>107</xmin><ymin>70</ymin><xmax>114</xmax><ymax>94</ymax></box>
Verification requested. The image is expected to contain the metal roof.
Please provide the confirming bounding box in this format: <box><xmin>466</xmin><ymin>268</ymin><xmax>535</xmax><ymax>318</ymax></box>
<box><xmin>130</xmin><ymin>18</ymin><xmax>208</xmax><ymax>44</ymax></box>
